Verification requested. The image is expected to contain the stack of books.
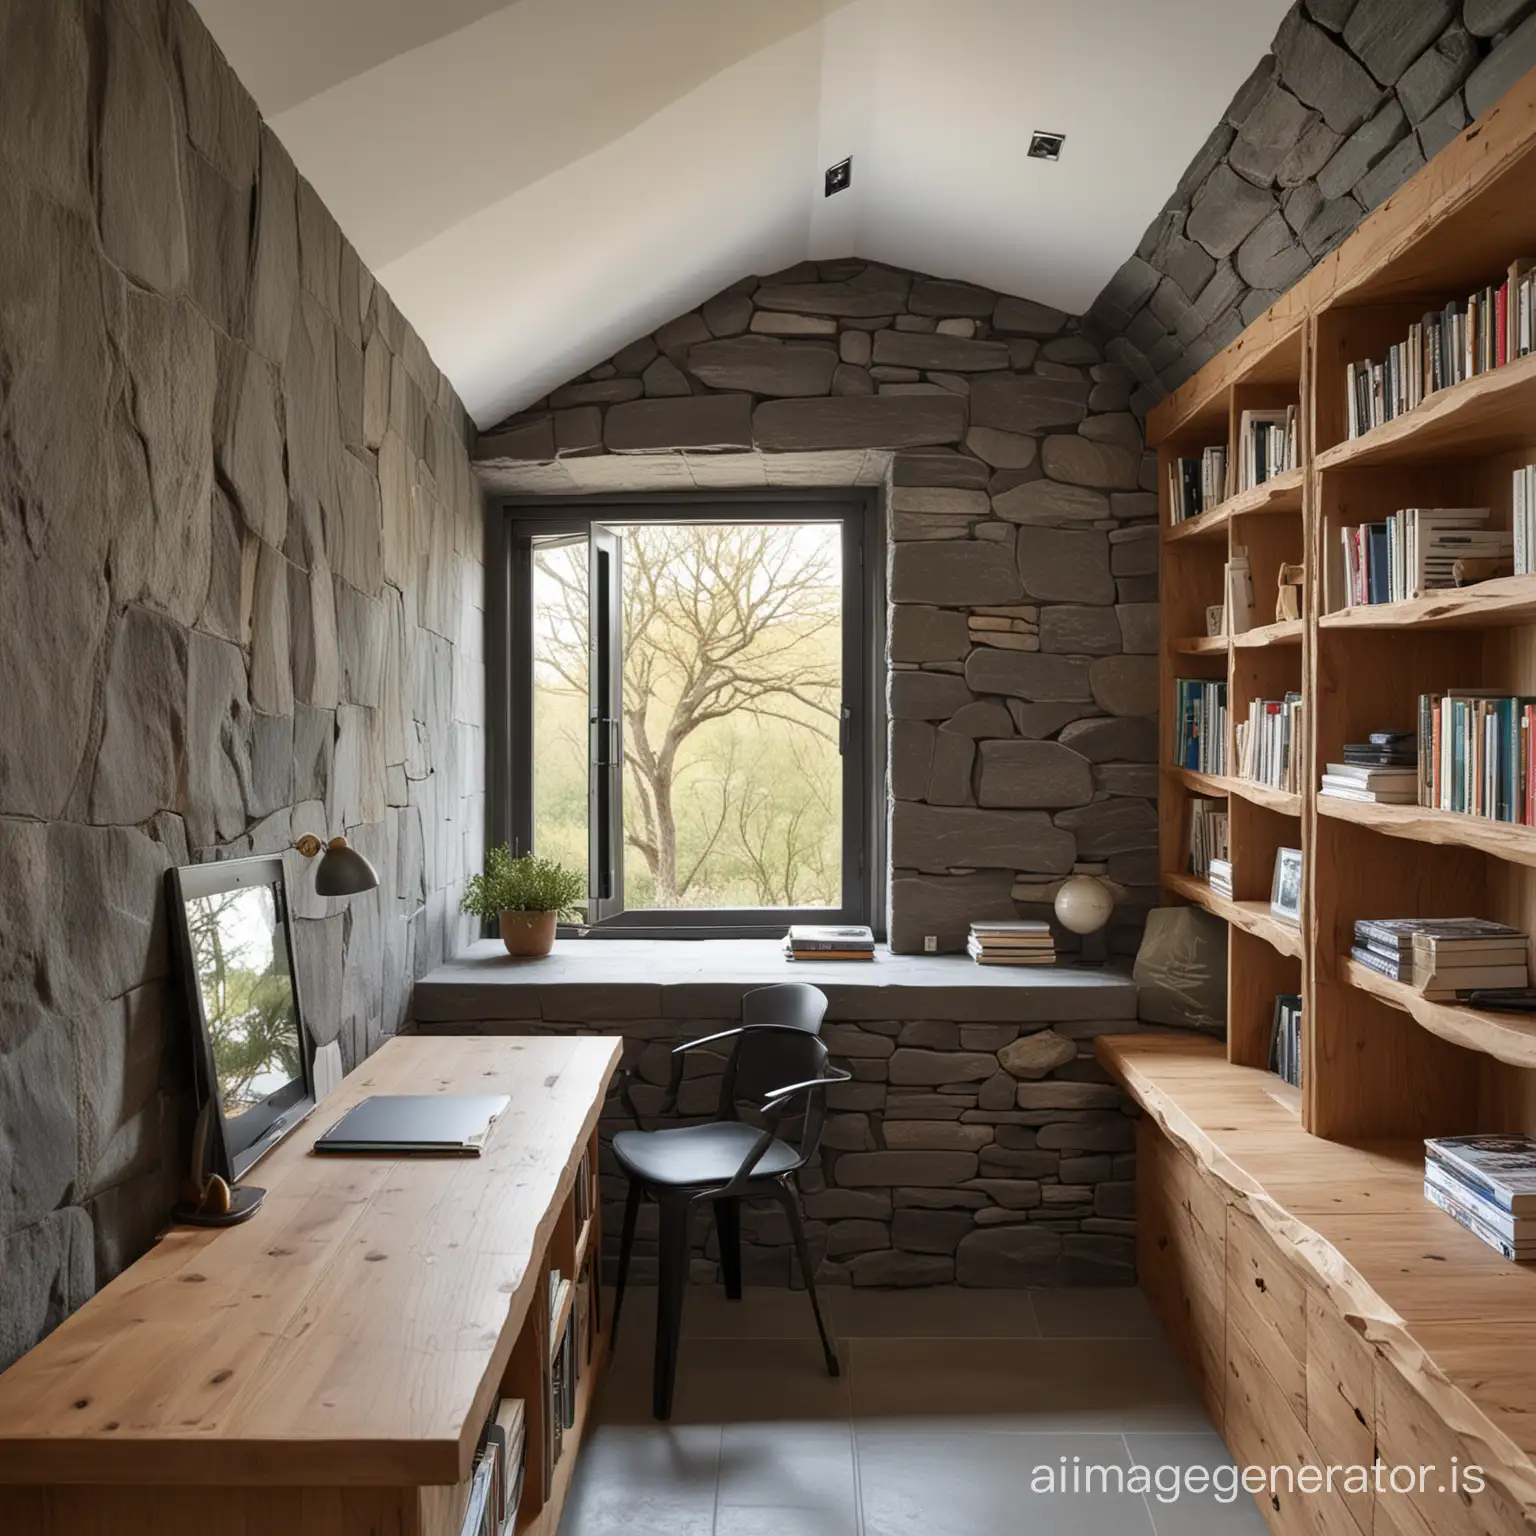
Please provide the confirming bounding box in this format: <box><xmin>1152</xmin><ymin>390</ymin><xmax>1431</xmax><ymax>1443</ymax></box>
<box><xmin>1351</xmin><ymin>917</ymin><xmax>1529</xmax><ymax>999</ymax></box>
<box><xmin>1424</xmin><ymin>1134</ymin><xmax>1536</xmax><ymax>1263</ymax></box>
<box><xmin>968</xmin><ymin>921</ymin><xmax>1055</xmax><ymax>966</ymax></box>
<box><xmin>1418</xmin><ymin>691</ymin><xmax>1536</xmax><ymax>822</ymax></box>
<box><xmin>1335</xmin><ymin>509</ymin><xmax>1504</xmax><ymax>606</ymax></box>
<box><xmin>1320</xmin><ymin>734</ymin><xmax>1417</xmax><ymax>804</ymax></box>
<box><xmin>1346</xmin><ymin>258</ymin><xmax>1536</xmax><ymax>438</ymax></box>
<box><xmin>1186</xmin><ymin>796</ymin><xmax>1228</xmax><ymax>879</ymax></box>
<box><xmin>1269</xmin><ymin>994</ymin><xmax>1302</xmax><ymax>1088</ymax></box>
<box><xmin>1234</xmin><ymin>692</ymin><xmax>1303</xmax><ymax>792</ymax></box>
<box><xmin>1237</xmin><ymin>407</ymin><xmax>1298</xmax><ymax>491</ymax></box>
<box><xmin>1174</xmin><ymin>679</ymin><xmax>1227</xmax><ymax>774</ymax></box>
<box><xmin>1207</xmin><ymin>858</ymin><xmax>1234</xmax><ymax>899</ymax></box>
<box><xmin>783</xmin><ymin>924</ymin><xmax>875</xmax><ymax>961</ymax></box>
<box><xmin>462</xmin><ymin>1397</ymin><xmax>527</xmax><ymax>1536</ymax></box>
<box><xmin>1168</xmin><ymin>447</ymin><xmax>1227</xmax><ymax>523</ymax></box>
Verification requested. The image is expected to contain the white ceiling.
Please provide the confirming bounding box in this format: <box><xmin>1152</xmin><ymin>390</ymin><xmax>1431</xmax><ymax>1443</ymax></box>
<box><xmin>194</xmin><ymin>0</ymin><xmax>1290</xmax><ymax>428</ymax></box>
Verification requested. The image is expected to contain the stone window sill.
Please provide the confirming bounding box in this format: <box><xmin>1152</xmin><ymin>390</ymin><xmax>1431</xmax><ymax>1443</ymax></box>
<box><xmin>411</xmin><ymin>938</ymin><xmax>1136</xmax><ymax>1026</ymax></box>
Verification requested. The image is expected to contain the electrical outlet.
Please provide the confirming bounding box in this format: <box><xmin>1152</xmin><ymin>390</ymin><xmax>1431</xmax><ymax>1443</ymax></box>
<box><xmin>924</xmin><ymin>934</ymin><xmax>938</xmax><ymax>953</ymax></box>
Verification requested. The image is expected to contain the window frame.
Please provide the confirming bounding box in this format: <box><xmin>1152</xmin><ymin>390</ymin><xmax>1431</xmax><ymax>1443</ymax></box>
<box><xmin>490</xmin><ymin>490</ymin><xmax>885</xmax><ymax>940</ymax></box>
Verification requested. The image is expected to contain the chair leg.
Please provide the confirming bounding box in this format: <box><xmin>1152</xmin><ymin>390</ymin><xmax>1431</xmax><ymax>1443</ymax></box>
<box><xmin>611</xmin><ymin>1179</ymin><xmax>642</xmax><ymax>1341</ymax></box>
<box><xmin>714</xmin><ymin>1196</ymin><xmax>742</xmax><ymax>1300</ymax></box>
<box><xmin>653</xmin><ymin>1195</ymin><xmax>692</xmax><ymax>1420</ymax></box>
<box><xmin>776</xmin><ymin>1181</ymin><xmax>840</xmax><ymax>1378</ymax></box>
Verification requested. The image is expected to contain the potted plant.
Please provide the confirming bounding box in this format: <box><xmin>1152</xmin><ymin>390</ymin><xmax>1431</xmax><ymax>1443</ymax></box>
<box><xmin>461</xmin><ymin>846</ymin><xmax>587</xmax><ymax>958</ymax></box>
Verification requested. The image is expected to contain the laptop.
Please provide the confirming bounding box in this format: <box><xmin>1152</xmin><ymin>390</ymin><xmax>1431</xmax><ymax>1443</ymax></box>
<box><xmin>313</xmin><ymin>1094</ymin><xmax>510</xmax><ymax>1155</ymax></box>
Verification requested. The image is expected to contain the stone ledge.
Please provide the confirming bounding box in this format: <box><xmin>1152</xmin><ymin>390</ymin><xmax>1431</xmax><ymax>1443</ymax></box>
<box><xmin>410</xmin><ymin>938</ymin><xmax>1137</xmax><ymax>1025</ymax></box>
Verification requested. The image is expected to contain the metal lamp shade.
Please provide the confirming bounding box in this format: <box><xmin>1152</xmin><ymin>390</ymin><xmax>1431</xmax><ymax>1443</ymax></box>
<box><xmin>314</xmin><ymin>842</ymin><xmax>379</xmax><ymax>896</ymax></box>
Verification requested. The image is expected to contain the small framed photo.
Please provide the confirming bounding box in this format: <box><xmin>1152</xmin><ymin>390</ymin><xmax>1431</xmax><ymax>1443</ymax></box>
<box><xmin>1271</xmin><ymin>847</ymin><xmax>1303</xmax><ymax>925</ymax></box>
<box><xmin>1206</xmin><ymin>604</ymin><xmax>1226</xmax><ymax>637</ymax></box>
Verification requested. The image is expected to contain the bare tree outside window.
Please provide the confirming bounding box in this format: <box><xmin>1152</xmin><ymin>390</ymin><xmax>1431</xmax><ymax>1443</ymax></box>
<box><xmin>531</xmin><ymin>522</ymin><xmax>843</xmax><ymax>910</ymax></box>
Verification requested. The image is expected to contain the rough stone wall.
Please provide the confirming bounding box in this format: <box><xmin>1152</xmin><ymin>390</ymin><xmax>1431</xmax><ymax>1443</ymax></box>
<box><xmin>475</xmin><ymin>264</ymin><xmax>1160</xmax><ymax>956</ymax></box>
<box><xmin>1086</xmin><ymin>0</ymin><xmax>1536</xmax><ymax>408</ymax></box>
<box><xmin>0</xmin><ymin>0</ymin><xmax>484</xmax><ymax>1369</ymax></box>
<box><xmin>430</xmin><ymin>1013</ymin><xmax>1142</xmax><ymax>1287</ymax></box>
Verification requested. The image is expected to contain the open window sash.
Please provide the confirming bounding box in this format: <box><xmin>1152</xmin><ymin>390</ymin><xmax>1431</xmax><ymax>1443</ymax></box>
<box><xmin>587</xmin><ymin>525</ymin><xmax>624</xmax><ymax>924</ymax></box>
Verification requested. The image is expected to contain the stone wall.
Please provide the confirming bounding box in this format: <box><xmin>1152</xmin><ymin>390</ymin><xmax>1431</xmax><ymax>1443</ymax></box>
<box><xmin>1086</xmin><ymin>0</ymin><xmax>1536</xmax><ymax>408</ymax></box>
<box><xmin>0</xmin><ymin>0</ymin><xmax>484</xmax><ymax>1370</ymax></box>
<box><xmin>425</xmin><ymin>1010</ymin><xmax>1142</xmax><ymax>1287</ymax></box>
<box><xmin>475</xmin><ymin>266</ymin><xmax>1159</xmax><ymax>955</ymax></box>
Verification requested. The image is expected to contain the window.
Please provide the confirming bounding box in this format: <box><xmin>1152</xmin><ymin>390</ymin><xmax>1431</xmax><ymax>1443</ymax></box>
<box><xmin>499</xmin><ymin>495</ymin><xmax>878</xmax><ymax>936</ymax></box>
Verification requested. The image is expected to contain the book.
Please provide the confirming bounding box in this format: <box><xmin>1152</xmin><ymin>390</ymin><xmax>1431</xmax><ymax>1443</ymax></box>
<box><xmin>786</xmin><ymin>924</ymin><xmax>874</xmax><ymax>951</ymax></box>
<box><xmin>1425</xmin><ymin>1161</ymin><xmax>1536</xmax><ymax>1245</ymax></box>
<box><xmin>1268</xmin><ymin>994</ymin><xmax>1302</xmax><ymax>1088</ymax></box>
<box><xmin>1186</xmin><ymin>797</ymin><xmax>1229</xmax><ymax>879</ymax></box>
<box><xmin>1425</xmin><ymin>1133</ymin><xmax>1536</xmax><ymax>1213</ymax></box>
<box><xmin>1424</xmin><ymin>1179</ymin><xmax>1536</xmax><ymax>1262</ymax></box>
<box><xmin>1174</xmin><ymin>679</ymin><xmax>1227</xmax><ymax>775</ymax></box>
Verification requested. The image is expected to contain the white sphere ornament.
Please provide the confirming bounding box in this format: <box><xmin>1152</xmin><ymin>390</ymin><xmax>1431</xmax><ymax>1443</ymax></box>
<box><xmin>1053</xmin><ymin>875</ymin><xmax>1114</xmax><ymax>936</ymax></box>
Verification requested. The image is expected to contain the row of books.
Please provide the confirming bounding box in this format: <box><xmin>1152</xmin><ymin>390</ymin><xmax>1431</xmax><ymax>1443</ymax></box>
<box><xmin>1335</xmin><ymin>508</ymin><xmax>1506</xmax><ymax>607</ymax></box>
<box><xmin>782</xmin><ymin>924</ymin><xmax>874</xmax><ymax>962</ymax></box>
<box><xmin>1233</xmin><ymin>693</ymin><xmax>1303</xmax><ymax>792</ymax></box>
<box><xmin>1425</xmin><ymin>1134</ymin><xmax>1536</xmax><ymax>1263</ymax></box>
<box><xmin>968</xmin><ymin>920</ymin><xmax>1054</xmax><ymax>966</ymax></box>
<box><xmin>1417</xmin><ymin>691</ymin><xmax>1536</xmax><ymax>823</ymax></box>
<box><xmin>1236</xmin><ymin>406</ymin><xmax>1298</xmax><ymax>492</ymax></box>
<box><xmin>1345</xmin><ymin>258</ymin><xmax>1536</xmax><ymax>439</ymax></box>
<box><xmin>1168</xmin><ymin>446</ymin><xmax>1228</xmax><ymax>523</ymax></box>
<box><xmin>1269</xmin><ymin>994</ymin><xmax>1302</xmax><ymax>1089</ymax></box>
<box><xmin>1186</xmin><ymin>796</ymin><xmax>1229</xmax><ymax>880</ymax></box>
<box><xmin>1208</xmin><ymin>857</ymin><xmax>1233</xmax><ymax>899</ymax></box>
<box><xmin>1350</xmin><ymin>917</ymin><xmax>1530</xmax><ymax>1001</ymax></box>
<box><xmin>1174</xmin><ymin>678</ymin><xmax>1227</xmax><ymax>775</ymax></box>
<box><xmin>462</xmin><ymin>1398</ymin><xmax>527</xmax><ymax>1536</ymax></box>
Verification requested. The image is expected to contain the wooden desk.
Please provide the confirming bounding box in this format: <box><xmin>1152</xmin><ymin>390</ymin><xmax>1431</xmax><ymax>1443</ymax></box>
<box><xmin>0</xmin><ymin>1034</ymin><xmax>621</xmax><ymax>1536</ymax></box>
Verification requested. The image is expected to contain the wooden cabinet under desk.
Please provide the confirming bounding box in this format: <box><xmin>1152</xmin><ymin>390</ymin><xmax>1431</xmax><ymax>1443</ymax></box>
<box><xmin>0</xmin><ymin>1034</ymin><xmax>620</xmax><ymax>1536</ymax></box>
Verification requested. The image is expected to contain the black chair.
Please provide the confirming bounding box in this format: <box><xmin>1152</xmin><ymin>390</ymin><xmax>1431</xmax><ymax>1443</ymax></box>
<box><xmin>610</xmin><ymin>986</ymin><xmax>847</xmax><ymax>1419</ymax></box>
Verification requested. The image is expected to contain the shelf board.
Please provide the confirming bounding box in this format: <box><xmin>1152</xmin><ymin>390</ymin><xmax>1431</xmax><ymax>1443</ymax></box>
<box><xmin>1316</xmin><ymin>350</ymin><xmax>1536</xmax><ymax>470</ymax></box>
<box><xmin>1164</xmin><ymin>468</ymin><xmax>1305</xmax><ymax>546</ymax></box>
<box><xmin>1163</xmin><ymin>766</ymin><xmax>1304</xmax><ymax>816</ymax></box>
<box><xmin>1319</xmin><ymin>575</ymin><xmax>1536</xmax><ymax>632</ymax></box>
<box><xmin>1317</xmin><ymin>792</ymin><xmax>1536</xmax><ymax>869</ymax></box>
<box><xmin>1162</xmin><ymin>872</ymin><xmax>1303</xmax><ymax>959</ymax></box>
<box><xmin>1232</xmin><ymin>617</ymin><xmax>1304</xmax><ymax>649</ymax></box>
<box><xmin>1342</xmin><ymin>957</ymin><xmax>1536</xmax><ymax>1070</ymax></box>
<box><xmin>1171</xmin><ymin>634</ymin><xmax>1229</xmax><ymax>655</ymax></box>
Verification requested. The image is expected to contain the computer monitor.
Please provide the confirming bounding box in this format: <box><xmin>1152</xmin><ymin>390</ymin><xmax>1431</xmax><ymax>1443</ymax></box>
<box><xmin>167</xmin><ymin>855</ymin><xmax>317</xmax><ymax>1182</ymax></box>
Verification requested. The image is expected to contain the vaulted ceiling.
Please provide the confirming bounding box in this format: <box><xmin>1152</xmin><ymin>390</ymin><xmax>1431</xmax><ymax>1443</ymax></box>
<box><xmin>193</xmin><ymin>0</ymin><xmax>1290</xmax><ymax>428</ymax></box>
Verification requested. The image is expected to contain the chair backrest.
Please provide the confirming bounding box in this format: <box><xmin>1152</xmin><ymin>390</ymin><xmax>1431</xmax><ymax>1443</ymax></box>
<box><xmin>717</xmin><ymin>1023</ymin><xmax>836</xmax><ymax>1172</ymax></box>
<box><xmin>740</xmin><ymin>983</ymin><xmax>827</xmax><ymax>1034</ymax></box>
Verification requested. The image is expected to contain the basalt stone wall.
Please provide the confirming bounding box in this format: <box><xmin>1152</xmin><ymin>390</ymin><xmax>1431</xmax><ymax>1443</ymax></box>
<box><xmin>475</xmin><ymin>265</ymin><xmax>1160</xmax><ymax>956</ymax></box>
<box><xmin>0</xmin><ymin>0</ymin><xmax>485</xmax><ymax>1369</ymax></box>
<box><xmin>424</xmin><ymin>1010</ymin><xmax>1143</xmax><ymax>1287</ymax></box>
<box><xmin>1086</xmin><ymin>0</ymin><xmax>1536</xmax><ymax>409</ymax></box>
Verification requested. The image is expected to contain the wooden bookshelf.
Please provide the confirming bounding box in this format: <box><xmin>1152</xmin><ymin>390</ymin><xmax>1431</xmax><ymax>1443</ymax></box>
<box><xmin>1162</xmin><ymin>872</ymin><xmax>1303</xmax><ymax>959</ymax></box>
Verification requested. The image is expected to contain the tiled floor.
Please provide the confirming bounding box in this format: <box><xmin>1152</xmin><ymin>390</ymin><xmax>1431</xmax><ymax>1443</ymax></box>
<box><xmin>559</xmin><ymin>1287</ymin><xmax>1266</xmax><ymax>1535</ymax></box>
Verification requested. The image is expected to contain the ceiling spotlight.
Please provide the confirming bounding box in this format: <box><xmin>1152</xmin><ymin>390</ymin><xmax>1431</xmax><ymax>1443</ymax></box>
<box><xmin>1028</xmin><ymin>131</ymin><xmax>1066</xmax><ymax>162</ymax></box>
<box><xmin>825</xmin><ymin>157</ymin><xmax>852</xmax><ymax>197</ymax></box>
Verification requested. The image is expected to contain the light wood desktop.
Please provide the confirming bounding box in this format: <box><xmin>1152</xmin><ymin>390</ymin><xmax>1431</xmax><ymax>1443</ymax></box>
<box><xmin>0</xmin><ymin>1033</ymin><xmax>620</xmax><ymax>1536</ymax></box>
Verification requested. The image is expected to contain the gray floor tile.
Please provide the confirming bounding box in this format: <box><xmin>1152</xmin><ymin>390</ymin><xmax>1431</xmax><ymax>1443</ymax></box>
<box><xmin>857</xmin><ymin>1431</ymin><xmax>1156</xmax><ymax>1536</ymax></box>
<box><xmin>831</xmin><ymin>1285</ymin><xmax>1039</xmax><ymax>1338</ymax></box>
<box><xmin>1031</xmin><ymin>1285</ymin><xmax>1161</xmax><ymax>1339</ymax></box>
<box><xmin>848</xmin><ymin>1335</ymin><xmax>1211</xmax><ymax>1433</ymax></box>
<box><xmin>557</xmin><ymin>1422</ymin><xmax>721</xmax><ymax>1536</ymax></box>
<box><xmin>713</xmin><ymin>1507</ymin><xmax>859</xmax><ymax>1536</ymax></box>
<box><xmin>717</xmin><ymin>1421</ymin><xmax>857</xmax><ymax>1513</ymax></box>
<box><xmin>1123</xmin><ymin>1432</ymin><xmax>1271</xmax><ymax>1536</ymax></box>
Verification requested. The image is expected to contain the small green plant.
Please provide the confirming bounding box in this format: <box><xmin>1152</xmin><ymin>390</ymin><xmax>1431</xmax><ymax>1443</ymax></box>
<box><xmin>461</xmin><ymin>846</ymin><xmax>587</xmax><ymax>922</ymax></box>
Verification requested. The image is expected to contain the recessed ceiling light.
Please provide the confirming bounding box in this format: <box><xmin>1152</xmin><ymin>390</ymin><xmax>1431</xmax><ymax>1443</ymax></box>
<box><xmin>1028</xmin><ymin>132</ymin><xmax>1065</xmax><ymax>162</ymax></box>
<box><xmin>825</xmin><ymin>157</ymin><xmax>852</xmax><ymax>197</ymax></box>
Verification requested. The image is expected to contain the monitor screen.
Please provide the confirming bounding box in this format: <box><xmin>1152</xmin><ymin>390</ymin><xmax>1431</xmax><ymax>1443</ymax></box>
<box><xmin>169</xmin><ymin>856</ymin><xmax>315</xmax><ymax>1180</ymax></box>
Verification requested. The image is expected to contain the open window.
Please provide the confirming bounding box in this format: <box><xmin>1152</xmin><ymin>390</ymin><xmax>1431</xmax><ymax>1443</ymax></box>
<box><xmin>505</xmin><ymin>496</ymin><xmax>876</xmax><ymax>937</ymax></box>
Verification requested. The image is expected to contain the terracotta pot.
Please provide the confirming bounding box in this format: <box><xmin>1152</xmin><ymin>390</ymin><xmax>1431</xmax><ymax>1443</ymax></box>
<box><xmin>499</xmin><ymin>909</ymin><xmax>558</xmax><ymax>958</ymax></box>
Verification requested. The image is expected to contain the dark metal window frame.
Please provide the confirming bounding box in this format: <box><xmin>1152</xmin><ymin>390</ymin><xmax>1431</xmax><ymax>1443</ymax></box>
<box><xmin>488</xmin><ymin>489</ymin><xmax>885</xmax><ymax>940</ymax></box>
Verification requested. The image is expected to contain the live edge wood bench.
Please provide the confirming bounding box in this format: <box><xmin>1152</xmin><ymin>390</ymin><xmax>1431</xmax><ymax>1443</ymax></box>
<box><xmin>1101</xmin><ymin>1033</ymin><xmax>1536</xmax><ymax>1536</ymax></box>
<box><xmin>0</xmin><ymin>1034</ymin><xmax>619</xmax><ymax>1536</ymax></box>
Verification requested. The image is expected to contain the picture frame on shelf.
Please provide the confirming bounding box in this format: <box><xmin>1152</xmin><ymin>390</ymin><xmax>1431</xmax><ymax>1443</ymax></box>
<box><xmin>1205</xmin><ymin>604</ymin><xmax>1225</xmax><ymax>637</ymax></box>
<box><xmin>1270</xmin><ymin>847</ymin><xmax>1303</xmax><ymax>925</ymax></box>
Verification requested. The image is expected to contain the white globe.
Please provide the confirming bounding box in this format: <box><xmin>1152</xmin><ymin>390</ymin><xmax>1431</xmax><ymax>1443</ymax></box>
<box><xmin>1053</xmin><ymin>875</ymin><xmax>1114</xmax><ymax>936</ymax></box>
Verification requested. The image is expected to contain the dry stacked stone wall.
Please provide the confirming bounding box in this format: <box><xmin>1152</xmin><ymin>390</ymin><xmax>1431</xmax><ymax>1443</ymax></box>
<box><xmin>476</xmin><ymin>264</ymin><xmax>1160</xmax><ymax>956</ymax></box>
<box><xmin>0</xmin><ymin>0</ymin><xmax>484</xmax><ymax>1369</ymax></box>
<box><xmin>1086</xmin><ymin>0</ymin><xmax>1536</xmax><ymax>409</ymax></box>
